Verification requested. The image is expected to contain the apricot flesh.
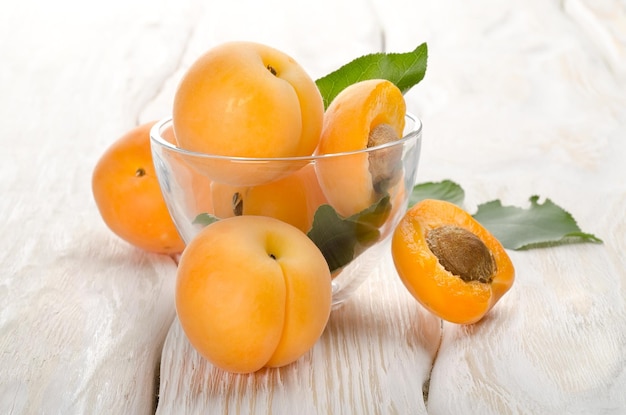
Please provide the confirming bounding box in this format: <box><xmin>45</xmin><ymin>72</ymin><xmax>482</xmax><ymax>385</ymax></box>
<box><xmin>175</xmin><ymin>215</ymin><xmax>332</xmax><ymax>373</ymax></box>
<box><xmin>315</xmin><ymin>79</ymin><xmax>406</xmax><ymax>218</ymax></box>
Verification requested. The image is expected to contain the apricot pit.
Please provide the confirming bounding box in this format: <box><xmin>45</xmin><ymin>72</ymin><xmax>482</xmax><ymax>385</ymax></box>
<box><xmin>426</xmin><ymin>225</ymin><xmax>496</xmax><ymax>284</ymax></box>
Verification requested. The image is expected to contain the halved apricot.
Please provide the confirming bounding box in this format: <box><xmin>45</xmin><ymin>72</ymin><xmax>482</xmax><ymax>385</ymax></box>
<box><xmin>315</xmin><ymin>79</ymin><xmax>406</xmax><ymax>218</ymax></box>
<box><xmin>391</xmin><ymin>199</ymin><xmax>515</xmax><ymax>324</ymax></box>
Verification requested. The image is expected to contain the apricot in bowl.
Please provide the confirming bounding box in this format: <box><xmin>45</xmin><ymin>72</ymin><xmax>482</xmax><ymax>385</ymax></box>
<box><xmin>150</xmin><ymin>113</ymin><xmax>422</xmax><ymax>307</ymax></box>
<box><xmin>172</xmin><ymin>41</ymin><xmax>324</xmax><ymax>186</ymax></box>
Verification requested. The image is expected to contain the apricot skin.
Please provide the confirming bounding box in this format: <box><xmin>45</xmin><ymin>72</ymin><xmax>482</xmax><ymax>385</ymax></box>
<box><xmin>315</xmin><ymin>79</ymin><xmax>406</xmax><ymax>218</ymax></box>
<box><xmin>175</xmin><ymin>215</ymin><xmax>332</xmax><ymax>373</ymax></box>
<box><xmin>173</xmin><ymin>41</ymin><xmax>324</xmax><ymax>159</ymax></box>
<box><xmin>92</xmin><ymin>122</ymin><xmax>185</xmax><ymax>254</ymax></box>
<box><xmin>210</xmin><ymin>163</ymin><xmax>327</xmax><ymax>233</ymax></box>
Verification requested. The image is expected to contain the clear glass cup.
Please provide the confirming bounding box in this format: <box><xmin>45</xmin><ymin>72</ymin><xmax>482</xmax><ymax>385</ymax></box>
<box><xmin>150</xmin><ymin>114</ymin><xmax>422</xmax><ymax>308</ymax></box>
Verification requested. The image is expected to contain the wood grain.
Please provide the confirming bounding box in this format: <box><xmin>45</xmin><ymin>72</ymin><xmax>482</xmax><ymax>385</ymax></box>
<box><xmin>157</xmin><ymin>252</ymin><xmax>441</xmax><ymax>415</ymax></box>
<box><xmin>1</xmin><ymin>0</ymin><xmax>625</xmax><ymax>413</ymax></box>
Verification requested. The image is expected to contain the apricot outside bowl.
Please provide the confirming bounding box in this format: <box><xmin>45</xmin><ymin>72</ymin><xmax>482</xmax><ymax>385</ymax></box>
<box><xmin>150</xmin><ymin>114</ymin><xmax>422</xmax><ymax>308</ymax></box>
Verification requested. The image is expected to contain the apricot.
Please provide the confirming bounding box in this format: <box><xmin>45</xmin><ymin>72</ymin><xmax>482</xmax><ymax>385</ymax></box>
<box><xmin>92</xmin><ymin>122</ymin><xmax>185</xmax><ymax>254</ymax></box>
<box><xmin>315</xmin><ymin>79</ymin><xmax>407</xmax><ymax>218</ymax></box>
<box><xmin>210</xmin><ymin>163</ymin><xmax>327</xmax><ymax>233</ymax></box>
<box><xmin>175</xmin><ymin>215</ymin><xmax>332</xmax><ymax>373</ymax></box>
<box><xmin>172</xmin><ymin>41</ymin><xmax>324</xmax><ymax>185</ymax></box>
<box><xmin>391</xmin><ymin>199</ymin><xmax>515</xmax><ymax>324</ymax></box>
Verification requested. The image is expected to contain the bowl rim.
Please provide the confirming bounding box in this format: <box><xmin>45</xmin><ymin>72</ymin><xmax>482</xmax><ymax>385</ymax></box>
<box><xmin>150</xmin><ymin>112</ymin><xmax>422</xmax><ymax>162</ymax></box>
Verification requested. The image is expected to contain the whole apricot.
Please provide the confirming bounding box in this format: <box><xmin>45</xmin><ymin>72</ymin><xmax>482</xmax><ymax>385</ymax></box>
<box><xmin>176</xmin><ymin>215</ymin><xmax>332</xmax><ymax>373</ymax></box>
<box><xmin>210</xmin><ymin>163</ymin><xmax>327</xmax><ymax>233</ymax></box>
<box><xmin>315</xmin><ymin>79</ymin><xmax>406</xmax><ymax>218</ymax></box>
<box><xmin>92</xmin><ymin>122</ymin><xmax>185</xmax><ymax>254</ymax></box>
<box><xmin>173</xmin><ymin>41</ymin><xmax>323</xmax><ymax>162</ymax></box>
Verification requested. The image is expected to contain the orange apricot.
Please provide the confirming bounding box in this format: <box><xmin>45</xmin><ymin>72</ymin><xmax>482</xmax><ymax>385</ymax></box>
<box><xmin>176</xmin><ymin>215</ymin><xmax>332</xmax><ymax>373</ymax></box>
<box><xmin>92</xmin><ymin>122</ymin><xmax>185</xmax><ymax>254</ymax></box>
<box><xmin>172</xmin><ymin>41</ymin><xmax>324</xmax><ymax>185</ymax></box>
<box><xmin>210</xmin><ymin>163</ymin><xmax>327</xmax><ymax>233</ymax></box>
<box><xmin>315</xmin><ymin>79</ymin><xmax>407</xmax><ymax>218</ymax></box>
<box><xmin>391</xmin><ymin>199</ymin><xmax>515</xmax><ymax>324</ymax></box>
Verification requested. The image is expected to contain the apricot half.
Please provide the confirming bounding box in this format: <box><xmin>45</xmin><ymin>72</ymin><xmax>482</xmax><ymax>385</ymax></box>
<box><xmin>92</xmin><ymin>122</ymin><xmax>185</xmax><ymax>254</ymax></box>
<box><xmin>175</xmin><ymin>215</ymin><xmax>332</xmax><ymax>373</ymax></box>
<box><xmin>172</xmin><ymin>41</ymin><xmax>324</xmax><ymax>185</ymax></box>
<box><xmin>391</xmin><ymin>199</ymin><xmax>515</xmax><ymax>324</ymax></box>
<box><xmin>315</xmin><ymin>79</ymin><xmax>406</xmax><ymax>218</ymax></box>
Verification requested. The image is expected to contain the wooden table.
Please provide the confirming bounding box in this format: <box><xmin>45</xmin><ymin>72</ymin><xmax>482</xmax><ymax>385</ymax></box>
<box><xmin>2</xmin><ymin>0</ymin><xmax>625</xmax><ymax>413</ymax></box>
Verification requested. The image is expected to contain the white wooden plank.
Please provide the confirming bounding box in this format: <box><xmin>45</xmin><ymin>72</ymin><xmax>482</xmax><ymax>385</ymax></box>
<box><xmin>0</xmin><ymin>0</ymin><xmax>625</xmax><ymax>413</ymax></box>
<box><xmin>0</xmin><ymin>1</ymin><xmax>192</xmax><ymax>413</ymax></box>
<box><xmin>370</xmin><ymin>0</ymin><xmax>626</xmax><ymax>413</ymax></box>
<box><xmin>156</xmin><ymin>252</ymin><xmax>441</xmax><ymax>414</ymax></box>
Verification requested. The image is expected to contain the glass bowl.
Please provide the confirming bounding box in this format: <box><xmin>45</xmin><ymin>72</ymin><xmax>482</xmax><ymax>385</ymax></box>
<box><xmin>150</xmin><ymin>114</ymin><xmax>422</xmax><ymax>308</ymax></box>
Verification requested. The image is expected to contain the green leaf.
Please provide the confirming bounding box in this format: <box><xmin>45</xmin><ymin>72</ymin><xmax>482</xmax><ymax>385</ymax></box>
<box><xmin>410</xmin><ymin>180</ymin><xmax>465</xmax><ymax>207</ymax></box>
<box><xmin>315</xmin><ymin>43</ymin><xmax>428</xmax><ymax>109</ymax></box>
<box><xmin>306</xmin><ymin>205</ymin><xmax>358</xmax><ymax>273</ymax></box>
<box><xmin>192</xmin><ymin>213</ymin><xmax>220</xmax><ymax>227</ymax></box>
<box><xmin>408</xmin><ymin>183</ymin><xmax>601</xmax><ymax>250</ymax></box>
<box><xmin>307</xmin><ymin>196</ymin><xmax>390</xmax><ymax>273</ymax></box>
<box><xmin>473</xmin><ymin>196</ymin><xmax>603</xmax><ymax>250</ymax></box>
